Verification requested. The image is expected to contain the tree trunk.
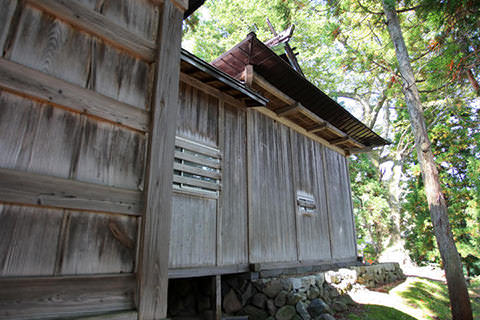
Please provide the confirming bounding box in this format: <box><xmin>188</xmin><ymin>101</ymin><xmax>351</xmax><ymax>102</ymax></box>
<box><xmin>381</xmin><ymin>1</ymin><xmax>472</xmax><ymax>319</ymax></box>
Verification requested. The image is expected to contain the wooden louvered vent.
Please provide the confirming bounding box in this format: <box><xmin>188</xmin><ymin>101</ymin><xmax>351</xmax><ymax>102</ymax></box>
<box><xmin>173</xmin><ymin>136</ymin><xmax>222</xmax><ymax>198</ymax></box>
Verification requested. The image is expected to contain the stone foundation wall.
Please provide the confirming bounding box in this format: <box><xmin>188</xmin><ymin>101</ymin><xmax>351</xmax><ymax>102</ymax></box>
<box><xmin>222</xmin><ymin>263</ymin><xmax>405</xmax><ymax>320</ymax></box>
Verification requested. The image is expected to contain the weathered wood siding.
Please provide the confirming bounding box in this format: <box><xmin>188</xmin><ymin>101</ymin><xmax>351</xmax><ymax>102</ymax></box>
<box><xmin>247</xmin><ymin>110</ymin><xmax>298</xmax><ymax>263</ymax></box>
<box><xmin>169</xmin><ymin>194</ymin><xmax>217</xmax><ymax>268</ymax></box>
<box><xmin>324</xmin><ymin>148</ymin><xmax>357</xmax><ymax>259</ymax></box>
<box><xmin>290</xmin><ymin>130</ymin><xmax>332</xmax><ymax>262</ymax></box>
<box><xmin>172</xmin><ymin>78</ymin><xmax>357</xmax><ymax>268</ymax></box>
<box><xmin>0</xmin><ymin>0</ymin><xmax>184</xmax><ymax>318</ymax></box>
<box><xmin>219</xmin><ymin>103</ymin><xmax>248</xmax><ymax>265</ymax></box>
<box><xmin>171</xmin><ymin>82</ymin><xmax>249</xmax><ymax>269</ymax></box>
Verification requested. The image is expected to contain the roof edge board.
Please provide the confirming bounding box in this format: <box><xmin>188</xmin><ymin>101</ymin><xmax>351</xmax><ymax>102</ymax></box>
<box><xmin>180</xmin><ymin>49</ymin><xmax>268</xmax><ymax>106</ymax></box>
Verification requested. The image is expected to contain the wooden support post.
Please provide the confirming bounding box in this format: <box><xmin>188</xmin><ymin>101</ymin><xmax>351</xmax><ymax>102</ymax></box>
<box><xmin>137</xmin><ymin>1</ymin><xmax>184</xmax><ymax>319</ymax></box>
<box><xmin>215</xmin><ymin>275</ymin><xmax>222</xmax><ymax>320</ymax></box>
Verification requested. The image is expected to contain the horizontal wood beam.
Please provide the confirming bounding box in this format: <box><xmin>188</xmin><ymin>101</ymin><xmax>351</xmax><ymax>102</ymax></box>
<box><xmin>275</xmin><ymin>103</ymin><xmax>300</xmax><ymax>117</ymax></box>
<box><xmin>71</xmin><ymin>311</ymin><xmax>137</xmax><ymax>320</ymax></box>
<box><xmin>0</xmin><ymin>168</ymin><xmax>143</xmax><ymax>216</ymax></box>
<box><xmin>180</xmin><ymin>72</ymin><xmax>247</xmax><ymax>108</ymax></box>
<box><xmin>307</xmin><ymin>122</ymin><xmax>328</xmax><ymax>133</ymax></box>
<box><xmin>174</xmin><ymin>151</ymin><xmax>221</xmax><ymax>169</ymax></box>
<box><xmin>253</xmin><ymin>107</ymin><xmax>346</xmax><ymax>156</ymax></box>
<box><xmin>0</xmin><ymin>274</ymin><xmax>135</xmax><ymax>319</ymax></box>
<box><xmin>173</xmin><ymin>163</ymin><xmax>221</xmax><ymax>180</ymax></box>
<box><xmin>248</xmin><ymin>69</ymin><xmax>362</xmax><ymax>152</ymax></box>
<box><xmin>173</xmin><ymin>175</ymin><xmax>221</xmax><ymax>191</ymax></box>
<box><xmin>347</xmin><ymin>147</ymin><xmax>373</xmax><ymax>154</ymax></box>
<box><xmin>0</xmin><ymin>58</ymin><xmax>149</xmax><ymax>132</ymax></box>
<box><xmin>27</xmin><ymin>0</ymin><xmax>156</xmax><ymax>61</ymax></box>
<box><xmin>175</xmin><ymin>136</ymin><xmax>221</xmax><ymax>158</ymax></box>
<box><xmin>329</xmin><ymin>137</ymin><xmax>350</xmax><ymax>145</ymax></box>
<box><xmin>168</xmin><ymin>264</ymin><xmax>250</xmax><ymax>278</ymax></box>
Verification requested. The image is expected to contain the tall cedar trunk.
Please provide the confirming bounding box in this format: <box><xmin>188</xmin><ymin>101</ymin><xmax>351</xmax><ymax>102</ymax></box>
<box><xmin>381</xmin><ymin>1</ymin><xmax>473</xmax><ymax>319</ymax></box>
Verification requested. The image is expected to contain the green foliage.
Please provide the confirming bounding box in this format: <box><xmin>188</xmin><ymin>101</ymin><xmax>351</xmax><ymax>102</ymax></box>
<box><xmin>349</xmin><ymin>154</ymin><xmax>392</xmax><ymax>262</ymax></box>
<box><xmin>402</xmin><ymin>100</ymin><xmax>480</xmax><ymax>271</ymax></box>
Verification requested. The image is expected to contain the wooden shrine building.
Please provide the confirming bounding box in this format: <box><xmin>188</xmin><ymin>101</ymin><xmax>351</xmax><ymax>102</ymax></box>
<box><xmin>0</xmin><ymin>1</ymin><xmax>387</xmax><ymax>319</ymax></box>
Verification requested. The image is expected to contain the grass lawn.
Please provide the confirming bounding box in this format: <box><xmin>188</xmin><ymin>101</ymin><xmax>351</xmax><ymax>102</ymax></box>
<box><xmin>345</xmin><ymin>276</ymin><xmax>480</xmax><ymax>320</ymax></box>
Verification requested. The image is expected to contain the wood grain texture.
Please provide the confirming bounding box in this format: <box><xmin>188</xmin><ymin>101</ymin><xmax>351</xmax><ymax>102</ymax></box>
<box><xmin>179</xmin><ymin>73</ymin><xmax>246</xmax><ymax>108</ymax></box>
<box><xmin>324</xmin><ymin>148</ymin><xmax>356</xmax><ymax>259</ymax></box>
<box><xmin>26</xmin><ymin>0</ymin><xmax>156</xmax><ymax>61</ymax></box>
<box><xmin>0</xmin><ymin>91</ymin><xmax>146</xmax><ymax>191</ymax></box>
<box><xmin>254</xmin><ymin>107</ymin><xmax>346</xmax><ymax>156</ymax></box>
<box><xmin>0</xmin><ymin>168</ymin><xmax>143</xmax><ymax>215</ymax></box>
<box><xmin>101</xmin><ymin>0</ymin><xmax>159</xmax><ymax>41</ymax></box>
<box><xmin>175</xmin><ymin>136</ymin><xmax>221</xmax><ymax>158</ymax></box>
<box><xmin>169</xmin><ymin>193</ymin><xmax>217</xmax><ymax>268</ymax></box>
<box><xmin>219</xmin><ymin>103</ymin><xmax>248</xmax><ymax>265</ymax></box>
<box><xmin>0</xmin><ymin>204</ymin><xmax>63</xmax><ymax>276</ymax></box>
<box><xmin>290</xmin><ymin>130</ymin><xmax>332</xmax><ymax>261</ymax></box>
<box><xmin>0</xmin><ymin>0</ymin><xmax>18</xmax><ymax>54</ymax></box>
<box><xmin>71</xmin><ymin>311</ymin><xmax>138</xmax><ymax>320</ymax></box>
<box><xmin>137</xmin><ymin>1</ymin><xmax>184</xmax><ymax>318</ymax></box>
<box><xmin>74</xmin><ymin>117</ymin><xmax>146</xmax><ymax>190</ymax></box>
<box><xmin>58</xmin><ymin>211</ymin><xmax>137</xmax><ymax>275</ymax></box>
<box><xmin>8</xmin><ymin>6</ymin><xmax>91</xmax><ymax>87</ymax></box>
<box><xmin>0</xmin><ymin>58</ymin><xmax>149</xmax><ymax>131</ymax></box>
<box><xmin>0</xmin><ymin>275</ymin><xmax>135</xmax><ymax>319</ymax></box>
<box><xmin>92</xmin><ymin>39</ymin><xmax>151</xmax><ymax>110</ymax></box>
<box><xmin>177</xmin><ymin>81</ymin><xmax>219</xmax><ymax>147</ymax></box>
<box><xmin>247</xmin><ymin>110</ymin><xmax>297</xmax><ymax>263</ymax></box>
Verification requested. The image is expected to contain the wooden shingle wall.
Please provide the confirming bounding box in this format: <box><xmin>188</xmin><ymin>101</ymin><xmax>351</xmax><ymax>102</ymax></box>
<box><xmin>0</xmin><ymin>0</ymin><xmax>186</xmax><ymax>319</ymax></box>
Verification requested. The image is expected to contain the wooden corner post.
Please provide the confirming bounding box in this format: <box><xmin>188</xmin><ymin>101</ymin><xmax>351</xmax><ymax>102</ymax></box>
<box><xmin>137</xmin><ymin>0</ymin><xmax>186</xmax><ymax>319</ymax></box>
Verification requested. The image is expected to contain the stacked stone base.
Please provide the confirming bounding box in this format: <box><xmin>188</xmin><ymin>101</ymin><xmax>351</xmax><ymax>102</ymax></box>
<box><xmin>222</xmin><ymin>263</ymin><xmax>405</xmax><ymax>320</ymax></box>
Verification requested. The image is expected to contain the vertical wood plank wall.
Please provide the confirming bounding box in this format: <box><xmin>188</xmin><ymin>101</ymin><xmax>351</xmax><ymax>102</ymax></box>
<box><xmin>0</xmin><ymin>0</ymin><xmax>185</xmax><ymax>319</ymax></box>
<box><xmin>172</xmin><ymin>81</ymin><xmax>357</xmax><ymax>269</ymax></box>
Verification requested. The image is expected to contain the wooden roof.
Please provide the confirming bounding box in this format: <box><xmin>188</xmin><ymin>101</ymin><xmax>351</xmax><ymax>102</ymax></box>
<box><xmin>211</xmin><ymin>33</ymin><xmax>389</xmax><ymax>149</ymax></box>
<box><xmin>180</xmin><ymin>49</ymin><xmax>268</xmax><ymax>107</ymax></box>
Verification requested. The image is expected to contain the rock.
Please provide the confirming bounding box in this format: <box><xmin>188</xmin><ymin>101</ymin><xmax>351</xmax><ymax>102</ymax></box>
<box><xmin>275</xmin><ymin>305</ymin><xmax>296</xmax><ymax>320</ymax></box>
<box><xmin>314</xmin><ymin>273</ymin><xmax>325</xmax><ymax>288</ymax></box>
<box><xmin>332</xmin><ymin>300</ymin><xmax>348</xmax><ymax>312</ymax></box>
<box><xmin>307</xmin><ymin>299</ymin><xmax>332</xmax><ymax>317</ymax></box>
<box><xmin>307</xmin><ymin>287</ymin><xmax>320</xmax><ymax>300</ymax></box>
<box><xmin>252</xmin><ymin>293</ymin><xmax>268</xmax><ymax>309</ymax></box>
<box><xmin>267</xmin><ymin>299</ymin><xmax>277</xmax><ymax>316</ymax></box>
<box><xmin>337</xmin><ymin>294</ymin><xmax>356</xmax><ymax>306</ymax></box>
<box><xmin>241</xmin><ymin>283</ymin><xmax>256</xmax><ymax>305</ymax></box>
<box><xmin>301</xmin><ymin>276</ymin><xmax>317</xmax><ymax>290</ymax></box>
<box><xmin>280</xmin><ymin>279</ymin><xmax>293</xmax><ymax>291</ymax></box>
<box><xmin>295</xmin><ymin>301</ymin><xmax>311</xmax><ymax>320</ymax></box>
<box><xmin>289</xmin><ymin>278</ymin><xmax>303</xmax><ymax>291</ymax></box>
<box><xmin>274</xmin><ymin>290</ymin><xmax>288</xmax><ymax>307</ymax></box>
<box><xmin>253</xmin><ymin>279</ymin><xmax>268</xmax><ymax>292</ymax></box>
<box><xmin>317</xmin><ymin>314</ymin><xmax>336</xmax><ymax>320</ymax></box>
<box><xmin>264</xmin><ymin>280</ymin><xmax>284</xmax><ymax>298</ymax></box>
<box><xmin>224</xmin><ymin>289</ymin><xmax>243</xmax><ymax>314</ymax></box>
<box><xmin>325</xmin><ymin>286</ymin><xmax>339</xmax><ymax>299</ymax></box>
<box><xmin>287</xmin><ymin>292</ymin><xmax>304</xmax><ymax>305</ymax></box>
<box><xmin>242</xmin><ymin>305</ymin><xmax>268</xmax><ymax>320</ymax></box>
<box><xmin>292</xmin><ymin>315</ymin><xmax>302</xmax><ymax>320</ymax></box>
